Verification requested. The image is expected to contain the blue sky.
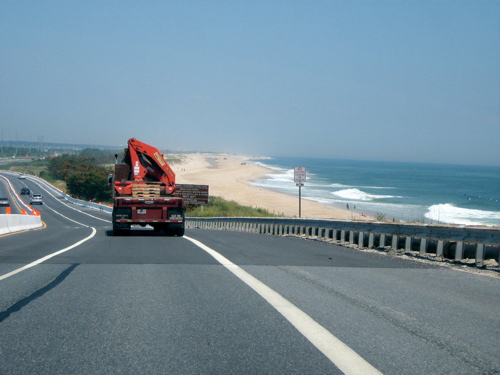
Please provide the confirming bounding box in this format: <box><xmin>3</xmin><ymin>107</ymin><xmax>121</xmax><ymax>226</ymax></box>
<box><xmin>1</xmin><ymin>1</ymin><xmax>499</xmax><ymax>165</ymax></box>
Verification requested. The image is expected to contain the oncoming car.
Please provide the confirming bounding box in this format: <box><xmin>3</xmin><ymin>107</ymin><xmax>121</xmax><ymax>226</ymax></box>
<box><xmin>0</xmin><ymin>197</ymin><xmax>9</xmax><ymax>206</ymax></box>
<box><xmin>30</xmin><ymin>194</ymin><xmax>43</xmax><ymax>205</ymax></box>
<box><xmin>18</xmin><ymin>174</ymin><xmax>26</xmax><ymax>179</ymax></box>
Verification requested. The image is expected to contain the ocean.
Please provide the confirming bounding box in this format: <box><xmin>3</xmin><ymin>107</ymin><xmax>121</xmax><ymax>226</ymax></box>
<box><xmin>250</xmin><ymin>157</ymin><xmax>500</xmax><ymax>227</ymax></box>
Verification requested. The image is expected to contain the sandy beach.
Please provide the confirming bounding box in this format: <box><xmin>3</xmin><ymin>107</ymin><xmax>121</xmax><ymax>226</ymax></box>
<box><xmin>174</xmin><ymin>153</ymin><xmax>373</xmax><ymax>220</ymax></box>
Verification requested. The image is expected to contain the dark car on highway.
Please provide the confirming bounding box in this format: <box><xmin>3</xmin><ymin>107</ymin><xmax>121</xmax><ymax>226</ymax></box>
<box><xmin>0</xmin><ymin>197</ymin><xmax>9</xmax><ymax>206</ymax></box>
<box><xmin>21</xmin><ymin>187</ymin><xmax>30</xmax><ymax>195</ymax></box>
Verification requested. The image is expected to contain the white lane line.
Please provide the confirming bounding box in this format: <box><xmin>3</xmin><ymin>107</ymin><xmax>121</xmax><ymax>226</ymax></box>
<box><xmin>39</xmin><ymin>200</ymin><xmax>95</xmax><ymax>227</ymax></box>
<box><xmin>0</xmin><ymin>227</ymin><xmax>96</xmax><ymax>281</ymax></box>
<box><xmin>29</xmin><ymin>178</ymin><xmax>109</xmax><ymax>223</ymax></box>
<box><xmin>184</xmin><ymin>236</ymin><xmax>382</xmax><ymax>375</ymax></box>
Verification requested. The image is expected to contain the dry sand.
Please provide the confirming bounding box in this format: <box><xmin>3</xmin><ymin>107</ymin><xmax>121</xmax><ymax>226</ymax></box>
<box><xmin>174</xmin><ymin>153</ymin><xmax>374</xmax><ymax>220</ymax></box>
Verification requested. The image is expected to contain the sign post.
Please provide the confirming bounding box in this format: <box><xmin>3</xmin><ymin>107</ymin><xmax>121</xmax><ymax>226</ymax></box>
<box><xmin>294</xmin><ymin>167</ymin><xmax>306</xmax><ymax>218</ymax></box>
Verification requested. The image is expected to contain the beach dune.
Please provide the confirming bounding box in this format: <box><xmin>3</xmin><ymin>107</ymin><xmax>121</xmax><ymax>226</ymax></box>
<box><xmin>174</xmin><ymin>154</ymin><xmax>372</xmax><ymax>220</ymax></box>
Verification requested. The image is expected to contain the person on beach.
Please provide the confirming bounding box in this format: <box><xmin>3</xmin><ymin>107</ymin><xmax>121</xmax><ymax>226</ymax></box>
<box><xmin>346</xmin><ymin>203</ymin><xmax>349</xmax><ymax>210</ymax></box>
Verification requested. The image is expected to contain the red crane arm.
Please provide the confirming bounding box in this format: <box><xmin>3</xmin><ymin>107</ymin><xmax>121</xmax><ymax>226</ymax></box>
<box><xmin>125</xmin><ymin>138</ymin><xmax>176</xmax><ymax>194</ymax></box>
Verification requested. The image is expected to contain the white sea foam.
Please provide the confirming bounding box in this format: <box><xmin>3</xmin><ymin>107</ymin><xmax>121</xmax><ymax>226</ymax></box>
<box><xmin>332</xmin><ymin>188</ymin><xmax>402</xmax><ymax>201</ymax></box>
<box><xmin>425</xmin><ymin>204</ymin><xmax>500</xmax><ymax>226</ymax></box>
<box><xmin>330</xmin><ymin>183</ymin><xmax>351</xmax><ymax>188</ymax></box>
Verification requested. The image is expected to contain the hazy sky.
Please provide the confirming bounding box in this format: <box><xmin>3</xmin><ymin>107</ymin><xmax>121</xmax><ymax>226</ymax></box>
<box><xmin>1</xmin><ymin>1</ymin><xmax>499</xmax><ymax>165</ymax></box>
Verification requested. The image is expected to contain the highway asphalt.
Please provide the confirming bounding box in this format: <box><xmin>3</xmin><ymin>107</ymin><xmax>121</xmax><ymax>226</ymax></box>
<box><xmin>0</xmin><ymin>173</ymin><xmax>499</xmax><ymax>374</ymax></box>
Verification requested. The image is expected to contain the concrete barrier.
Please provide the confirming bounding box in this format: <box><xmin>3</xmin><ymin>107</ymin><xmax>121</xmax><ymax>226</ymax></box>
<box><xmin>0</xmin><ymin>214</ymin><xmax>42</xmax><ymax>235</ymax></box>
<box><xmin>0</xmin><ymin>216</ymin><xmax>10</xmax><ymax>235</ymax></box>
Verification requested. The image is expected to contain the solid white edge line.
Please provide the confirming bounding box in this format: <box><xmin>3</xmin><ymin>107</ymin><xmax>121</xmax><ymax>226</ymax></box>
<box><xmin>0</xmin><ymin>227</ymin><xmax>96</xmax><ymax>281</ymax></box>
<box><xmin>29</xmin><ymin>179</ymin><xmax>110</xmax><ymax>223</ymax></box>
<box><xmin>184</xmin><ymin>235</ymin><xmax>382</xmax><ymax>375</ymax></box>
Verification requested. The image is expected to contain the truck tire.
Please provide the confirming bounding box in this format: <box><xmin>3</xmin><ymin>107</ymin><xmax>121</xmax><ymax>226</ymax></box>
<box><xmin>175</xmin><ymin>227</ymin><xmax>185</xmax><ymax>237</ymax></box>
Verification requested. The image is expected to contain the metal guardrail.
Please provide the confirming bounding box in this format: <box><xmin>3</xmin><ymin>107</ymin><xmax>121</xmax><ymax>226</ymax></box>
<box><xmin>64</xmin><ymin>195</ymin><xmax>113</xmax><ymax>213</ymax></box>
<box><xmin>186</xmin><ymin>217</ymin><xmax>500</xmax><ymax>263</ymax></box>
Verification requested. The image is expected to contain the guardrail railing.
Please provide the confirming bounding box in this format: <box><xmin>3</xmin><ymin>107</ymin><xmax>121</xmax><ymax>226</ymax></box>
<box><xmin>186</xmin><ymin>217</ymin><xmax>500</xmax><ymax>264</ymax></box>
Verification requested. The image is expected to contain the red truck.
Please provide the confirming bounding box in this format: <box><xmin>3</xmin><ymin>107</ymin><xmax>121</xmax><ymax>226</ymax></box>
<box><xmin>111</xmin><ymin>138</ymin><xmax>185</xmax><ymax>236</ymax></box>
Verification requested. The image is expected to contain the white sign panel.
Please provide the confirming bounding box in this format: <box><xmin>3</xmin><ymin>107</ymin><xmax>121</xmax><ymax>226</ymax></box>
<box><xmin>294</xmin><ymin>166</ymin><xmax>306</xmax><ymax>183</ymax></box>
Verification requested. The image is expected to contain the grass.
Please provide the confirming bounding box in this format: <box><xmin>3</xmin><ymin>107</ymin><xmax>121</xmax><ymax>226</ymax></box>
<box><xmin>186</xmin><ymin>196</ymin><xmax>280</xmax><ymax>218</ymax></box>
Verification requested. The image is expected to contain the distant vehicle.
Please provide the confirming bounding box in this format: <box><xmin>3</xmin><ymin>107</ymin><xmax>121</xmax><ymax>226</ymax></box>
<box><xmin>20</xmin><ymin>187</ymin><xmax>30</xmax><ymax>195</ymax></box>
<box><xmin>0</xmin><ymin>197</ymin><xmax>9</xmax><ymax>206</ymax></box>
<box><xmin>18</xmin><ymin>174</ymin><xmax>26</xmax><ymax>179</ymax></box>
<box><xmin>30</xmin><ymin>194</ymin><xmax>43</xmax><ymax>205</ymax></box>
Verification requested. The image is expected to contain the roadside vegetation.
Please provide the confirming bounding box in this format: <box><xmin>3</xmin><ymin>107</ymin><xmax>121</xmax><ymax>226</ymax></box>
<box><xmin>3</xmin><ymin>148</ymin><xmax>117</xmax><ymax>202</ymax></box>
<box><xmin>186</xmin><ymin>196</ymin><xmax>279</xmax><ymax>217</ymax></box>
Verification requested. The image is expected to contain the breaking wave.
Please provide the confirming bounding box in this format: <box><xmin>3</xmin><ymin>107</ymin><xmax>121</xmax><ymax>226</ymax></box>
<box><xmin>425</xmin><ymin>204</ymin><xmax>500</xmax><ymax>226</ymax></box>
<box><xmin>331</xmin><ymin>188</ymin><xmax>402</xmax><ymax>201</ymax></box>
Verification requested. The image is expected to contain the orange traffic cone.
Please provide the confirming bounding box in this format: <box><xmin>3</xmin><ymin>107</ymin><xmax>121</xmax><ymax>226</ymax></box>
<box><xmin>6</xmin><ymin>207</ymin><xmax>11</xmax><ymax>214</ymax></box>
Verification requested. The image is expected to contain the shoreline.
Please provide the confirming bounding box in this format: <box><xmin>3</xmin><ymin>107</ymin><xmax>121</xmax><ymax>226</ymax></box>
<box><xmin>174</xmin><ymin>153</ymin><xmax>374</xmax><ymax>221</ymax></box>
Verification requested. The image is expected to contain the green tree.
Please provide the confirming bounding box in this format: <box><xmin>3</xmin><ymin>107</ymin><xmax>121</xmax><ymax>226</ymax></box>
<box><xmin>48</xmin><ymin>155</ymin><xmax>99</xmax><ymax>180</ymax></box>
<box><xmin>66</xmin><ymin>167</ymin><xmax>111</xmax><ymax>201</ymax></box>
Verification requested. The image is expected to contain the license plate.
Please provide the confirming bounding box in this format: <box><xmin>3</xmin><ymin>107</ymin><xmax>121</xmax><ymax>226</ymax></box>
<box><xmin>137</xmin><ymin>209</ymin><xmax>147</xmax><ymax>214</ymax></box>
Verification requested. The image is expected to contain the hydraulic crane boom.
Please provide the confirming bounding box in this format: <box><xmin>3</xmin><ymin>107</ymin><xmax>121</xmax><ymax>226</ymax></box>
<box><xmin>116</xmin><ymin>138</ymin><xmax>176</xmax><ymax>196</ymax></box>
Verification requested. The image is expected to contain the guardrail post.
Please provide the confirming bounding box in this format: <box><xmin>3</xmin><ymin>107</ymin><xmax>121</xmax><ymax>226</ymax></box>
<box><xmin>476</xmin><ymin>244</ymin><xmax>485</xmax><ymax>262</ymax></box>
<box><xmin>368</xmin><ymin>233</ymin><xmax>374</xmax><ymax>248</ymax></box>
<box><xmin>358</xmin><ymin>232</ymin><xmax>364</xmax><ymax>249</ymax></box>
<box><xmin>391</xmin><ymin>235</ymin><xmax>398</xmax><ymax>250</ymax></box>
<box><xmin>420</xmin><ymin>238</ymin><xmax>427</xmax><ymax>254</ymax></box>
<box><xmin>455</xmin><ymin>241</ymin><xmax>464</xmax><ymax>260</ymax></box>
<box><xmin>405</xmin><ymin>237</ymin><xmax>412</xmax><ymax>252</ymax></box>
<box><xmin>436</xmin><ymin>240</ymin><xmax>444</xmax><ymax>257</ymax></box>
<box><xmin>379</xmin><ymin>233</ymin><xmax>386</xmax><ymax>248</ymax></box>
